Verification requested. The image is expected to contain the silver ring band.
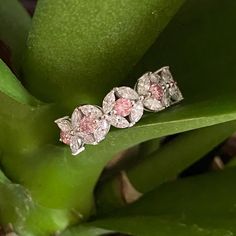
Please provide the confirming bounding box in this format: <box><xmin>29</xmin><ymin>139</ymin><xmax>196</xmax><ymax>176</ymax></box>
<box><xmin>55</xmin><ymin>66</ymin><xmax>183</xmax><ymax>156</ymax></box>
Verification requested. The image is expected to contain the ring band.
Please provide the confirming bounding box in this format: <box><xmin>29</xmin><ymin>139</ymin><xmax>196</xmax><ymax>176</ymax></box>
<box><xmin>55</xmin><ymin>66</ymin><xmax>183</xmax><ymax>156</ymax></box>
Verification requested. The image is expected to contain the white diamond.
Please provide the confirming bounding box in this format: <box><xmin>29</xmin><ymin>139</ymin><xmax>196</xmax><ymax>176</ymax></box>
<box><xmin>169</xmin><ymin>86</ymin><xmax>184</xmax><ymax>104</ymax></box>
<box><xmin>162</xmin><ymin>93</ymin><xmax>171</xmax><ymax>107</ymax></box>
<box><xmin>79</xmin><ymin>105</ymin><xmax>103</xmax><ymax>118</ymax></box>
<box><xmin>143</xmin><ymin>97</ymin><xmax>165</xmax><ymax>112</ymax></box>
<box><xmin>108</xmin><ymin>114</ymin><xmax>130</xmax><ymax>128</ymax></box>
<box><xmin>102</xmin><ymin>90</ymin><xmax>116</xmax><ymax>114</ymax></box>
<box><xmin>129</xmin><ymin>100</ymin><xmax>144</xmax><ymax>123</ymax></box>
<box><xmin>78</xmin><ymin>132</ymin><xmax>96</xmax><ymax>144</ymax></box>
<box><xmin>136</xmin><ymin>73</ymin><xmax>151</xmax><ymax>96</ymax></box>
<box><xmin>94</xmin><ymin>119</ymin><xmax>110</xmax><ymax>142</ymax></box>
<box><xmin>54</xmin><ymin>117</ymin><xmax>72</xmax><ymax>132</ymax></box>
<box><xmin>115</xmin><ymin>86</ymin><xmax>139</xmax><ymax>100</ymax></box>
<box><xmin>70</xmin><ymin>136</ymin><xmax>85</xmax><ymax>155</ymax></box>
<box><xmin>149</xmin><ymin>73</ymin><xmax>161</xmax><ymax>84</ymax></box>
<box><xmin>71</xmin><ymin>108</ymin><xmax>82</xmax><ymax>127</ymax></box>
<box><xmin>160</xmin><ymin>67</ymin><xmax>173</xmax><ymax>82</ymax></box>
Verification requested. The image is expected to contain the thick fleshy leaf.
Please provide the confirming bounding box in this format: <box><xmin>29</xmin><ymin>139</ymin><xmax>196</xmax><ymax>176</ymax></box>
<box><xmin>2</xmin><ymin>0</ymin><xmax>236</xmax><ymax>233</ymax></box>
<box><xmin>0</xmin><ymin>59</ymin><xmax>57</xmax><ymax>153</ymax></box>
<box><xmin>60</xmin><ymin>225</ymin><xmax>112</xmax><ymax>236</ymax></box>
<box><xmin>129</xmin><ymin>0</ymin><xmax>236</xmax><ymax>103</ymax></box>
<box><xmin>90</xmin><ymin>168</ymin><xmax>236</xmax><ymax>235</ymax></box>
<box><xmin>0</xmin><ymin>169</ymin><xmax>76</xmax><ymax>236</ymax></box>
<box><xmin>0</xmin><ymin>59</ymin><xmax>57</xmax><ymax>152</ymax></box>
<box><xmin>1</xmin><ymin>1</ymin><xmax>236</xmax><ymax>223</ymax></box>
<box><xmin>96</xmin><ymin>120</ymin><xmax>236</xmax><ymax>213</ymax></box>
<box><xmin>0</xmin><ymin>59</ymin><xmax>38</xmax><ymax>105</ymax></box>
<box><xmin>91</xmin><ymin>216</ymin><xmax>230</xmax><ymax>236</ymax></box>
<box><xmin>23</xmin><ymin>0</ymin><xmax>185</xmax><ymax>106</ymax></box>
<box><xmin>95</xmin><ymin>0</ymin><xmax>236</xmax><ymax>212</ymax></box>
<box><xmin>0</xmin><ymin>0</ymin><xmax>31</xmax><ymax>73</ymax></box>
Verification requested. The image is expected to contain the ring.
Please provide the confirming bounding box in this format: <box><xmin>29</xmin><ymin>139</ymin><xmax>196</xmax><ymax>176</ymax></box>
<box><xmin>55</xmin><ymin>66</ymin><xmax>183</xmax><ymax>156</ymax></box>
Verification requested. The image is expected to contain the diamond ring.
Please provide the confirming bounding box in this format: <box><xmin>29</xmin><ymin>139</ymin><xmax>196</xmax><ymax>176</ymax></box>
<box><xmin>55</xmin><ymin>66</ymin><xmax>183</xmax><ymax>155</ymax></box>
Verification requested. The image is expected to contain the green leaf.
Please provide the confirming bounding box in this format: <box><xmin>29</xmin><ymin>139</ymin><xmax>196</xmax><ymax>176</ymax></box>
<box><xmin>227</xmin><ymin>157</ymin><xmax>236</xmax><ymax>168</ymax></box>
<box><xmin>0</xmin><ymin>168</ymin><xmax>10</xmax><ymax>184</ymax></box>
<box><xmin>90</xmin><ymin>168</ymin><xmax>236</xmax><ymax>235</ymax></box>
<box><xmin>1</xmin><ymin>0</ymin><xmax>236</xmax><ymax>224</ymax></box>
<box><xmin>96</xmin><ymin>120</ymin><xmax>236</xmax><ymax>213</ymax></box>
<box><xmin>95</xmin><ymin>0</ymin><xmax>236</xmax><ymax>213</ymax></box>
<box><xmin>91</xmin><ymin>216</ymin><xmax>231</xmax><ymax>236</ymax></box>
<box><xmin>0</xmin><ymin>59</ymin><xmax>57</xmax><ymax>152</ymax></box>
<box><xmin>130</xmin><ymin>0</ymin><xmax>236</xmax><ymax>100</ymax></box>
<box><xmin>128</xmin><ymin>122</ymin><xmax>235</xmax><ymax>193</ymax></box>
<box><xmin>0</xmin><ymin>0</ymin><xmax>31</xmax><ymax>73</ymax></box>
<box><xmin>23</xmin><ymin>0</ymin><xmax>185</xmax><ymax>107</ymax></box>
<box><xmin>0</xmin><ymin>59</ymin><xmax>39</xmax><ymax>106</ymax></box>
<box><xmin>60</xmin><ymin>225</ymin><xmax>112</xmax><ymax>236</ymax></box>
<box><xmin>0</xmin><ymin>172</ymin><xmax>76</xmax><ymax>236</ymax></box>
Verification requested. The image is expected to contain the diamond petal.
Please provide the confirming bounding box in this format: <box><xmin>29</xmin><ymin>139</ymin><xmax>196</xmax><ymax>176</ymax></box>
<box><xmin>129</xmin><ymin>101</ymin><xmax>144</xmax><ymax>124</ymax></box>
<box><xmin>54</xmin><ymin>116</ymin><xmax>72</xmax><ymax>132</ymax></box>
<box><xmin>79</xmin><ymin>105</ymin><xmax>103</xmax><ymax>118</ymax></box>
<box><xmin>169</xmin><ymin>86</ymin><xmax>184</xmax><ymax>104</ymax></box>
<box><xmin>143</xmin><ymin>97</ymin><xmax>165</xmax><ymax>112</ymax></box>
<box><xmin>108</xmin><ymin>114</ymin><xmax>130</xmax><ymax>128</ymax></box>
<box><xmin>136</xmin><ymin>72</ymin><xmax>151</xmax><ymax>96</ymax></box>
<box><xmin>149</xmin><ymin>73</ymin><xmax>161</xmax><ymax>84</ymax></box>
<box><xmin>70</xmin><ymin>136</ymin><xmax>85</xmax><ymax>155</ymax></box>
<box><xmin>94</xmin><ymin>119</ymin><xmax>110</xmax><ymax>142</ymax></box>
<box><xmin>102</xmin><ymin>90</ymin><xmax>116</xmax><ymax>114</ymax></box>
<box><xmin>71</xmin><ymin>108</ymin><xmax>82</xmax><ymax>127</ymax></box>
<box><xmin>115</xmin><ymin>86</ymin><xmax>139</xmax><ymax>100</ymax></box>
<box><xmin>161</xmin><ymin>92</ymin><xmax>171</xmax><ymax>107</ymax></box>
<box><xmin>78</xmin><ymin>132</ymin><xmax>96</xmax><ymax>144</ymax></box>
<box><xmin>160</xmin><ymin>66</ymin><xmax>173</xmax><ymax>83</ymax></box>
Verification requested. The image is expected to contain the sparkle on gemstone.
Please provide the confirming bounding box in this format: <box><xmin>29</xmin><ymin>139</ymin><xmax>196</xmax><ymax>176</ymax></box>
<box><xmin>79</xmin><ymin>116</ymin><xmax>97</xmax><ymax>134</ymax></box>
<box><xmin>149</xmin><ymin>83</ymin><xmax>164</xmax><ymax>100</ymax></box>
<box><xmin>129</xmin><ymin>100</ymin><xmax>144</xmax><ymax>124</ymax></box>
<box><xmin>108</xmin><ymin>114</ymin><xmax>130</xmax><ymax>128</ymax></box>
<box><xmin>60</xmin><ymin>131</ymin><xmax>71</xmax><ymax>145</ymax></box>
<box><xmin>114</xmin><ymin>98</ymin><xmax>133</xmax><ymax>117</ymax></box>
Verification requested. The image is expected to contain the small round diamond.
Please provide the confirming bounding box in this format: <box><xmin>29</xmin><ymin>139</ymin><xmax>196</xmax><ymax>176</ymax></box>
<box><xmin>79</xmin><ymin>116</ymin><xmax>98</xmax><ymax>134</ymax></box>
<box><xmin>114</xmin><ymin>98</ymin><xmax>133</xmax><ymax>117</ymax></box>
<box><xmin>149</xmin><ymin>83</ymin><xmax>164</xmax><ymax>100</ymax></box>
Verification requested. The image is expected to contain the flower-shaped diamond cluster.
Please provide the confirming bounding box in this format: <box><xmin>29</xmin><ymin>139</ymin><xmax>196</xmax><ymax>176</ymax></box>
<box><xmin>55</xmin><ymin>67</ymin><xmax>183</xmax><ymax>155</ymax></box>
<box><xmin>55</xmin><ymin>105</ymin><xmax>110</xmax><ymax>155</ymax></box>
<box><xmin>103</xmin><ymin>87</ymin><xmax>143</xmax><ymax>128</ymax></box>
<box><xmin>136</xmin><ymin>66</ymin><xmax>183</xmax><ymax>111</ymax></box>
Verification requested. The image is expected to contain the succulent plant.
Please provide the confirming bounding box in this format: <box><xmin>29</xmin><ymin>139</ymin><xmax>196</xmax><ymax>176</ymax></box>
<box><xmin>1</xmin><ymin>0</ymin><xmax>236</xmax><ymax>235</ymax></box>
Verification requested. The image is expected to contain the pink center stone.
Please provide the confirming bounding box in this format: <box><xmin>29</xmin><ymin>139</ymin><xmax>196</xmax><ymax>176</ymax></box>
<box><xmin>114</xmin><ymin>98</ymin><xmax>133</xmax><ymax>117</ymax></box>
<box><xmin>79</xmin><ymin>116</ymin><xmax>97</xmax><ymax>134</ymax></box>
<box><xmin>149</xmin><ymin>83</ymin><xmax>164</xmax><ymax>100</ymax></box>
<box><xmin>60</xmin><ymin>131</ymin><xmax>71</xmax><ymax>145</ymax></box>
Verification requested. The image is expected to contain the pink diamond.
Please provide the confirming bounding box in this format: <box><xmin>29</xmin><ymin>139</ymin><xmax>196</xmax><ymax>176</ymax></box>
<box><xmin>149</xmin><ymin>83</ymin><xmax>164</xmax><ymax>100</ymax></box>
<box><xmin>114</xmin><ymin>98</ymin><xmax>133</xmax><ymax>117</ymax></box>
<box><xmin>60</xmin><ymin>131</ymin><xmax>71</xmax><ymax>145</ymax></box>
<box><xmin>79</xmin><ymin>116</ymin><xmax>97</xmax><ymax>134</ymax></box>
